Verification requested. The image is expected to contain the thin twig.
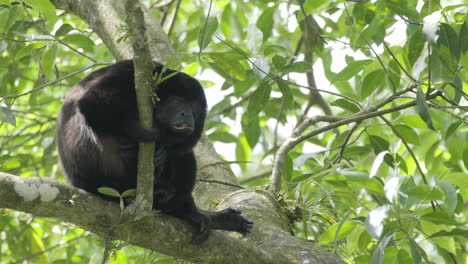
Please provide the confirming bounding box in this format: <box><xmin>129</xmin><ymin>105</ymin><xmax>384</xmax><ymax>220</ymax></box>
<box><xmin>270</xmin><ymin>91</ymin><xmax>441</xmax><ymax>195</ymax></box>
<box><xmin>0</xmin><ymin>63</ymin><xmax>109</xmax><ymax>102</ymax></box>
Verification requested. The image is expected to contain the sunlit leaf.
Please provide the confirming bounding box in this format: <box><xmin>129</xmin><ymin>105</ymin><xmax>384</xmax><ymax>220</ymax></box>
<box><xmin>370</xmin><ymin>152</ymin><xmax>387</xmax><ymax>178</ymax></box>
<box><xmin>198</xmin><ymin>17</ymin><xmax>218</xmax><ymax>50</ymax></box>
<box><xmin>371</xmin><ymin>234</ymin><xmax>393</xmax><ymax>264</ymax></box>
<box><xmin>23</xmin><ymin>0</ymin><xmax>56</xmax><ymax>17</ymax></box>
<box><xmin>330</xmin><ymin>60</ymin><xmax>373</xmax><ymax>83</ymax></box>
<box><xmin>235</xmin><ymin>135</ymin><xmax>250</xmax><ymax>171</ymax></box>
<box><xmin>318</xmin><ymin>221</ymin><xmax>357</xmax><ymax>244</ymax></box>
<box><xmin>365</xmin><ymin>205</ymin><xmax>390</xmax><ymax>239</ymax></box>
<box><xmin>404</xmin><ymin>185</ymin><xmax>443</xmax><ymax>200</ymax></box>
<box><xmin>30</xmin><ymin>230</ymin><xmax>48</xmax><ymax>264</ymax></box>
<box><xmin>110</xmin><ymin>250</ymin><xmax>129</xmax><ymax>264</ymax></box>
<box><xmin>394</xmin><ymin>124</ymin><xmax>420</xmax><ymax>145</ymax></box>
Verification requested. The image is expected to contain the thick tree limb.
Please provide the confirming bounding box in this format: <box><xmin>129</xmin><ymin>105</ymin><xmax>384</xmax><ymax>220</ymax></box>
<box><xmin>0</xmin><ymin>173</ymin><xmax>277</xmax><ymax>264</ymax></box>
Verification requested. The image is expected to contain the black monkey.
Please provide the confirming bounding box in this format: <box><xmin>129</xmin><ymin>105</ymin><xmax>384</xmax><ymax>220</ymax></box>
<box><xmin>57</xmin><ymin>60</ymin><xmax>253</xmax><ymax>243</ymax></box>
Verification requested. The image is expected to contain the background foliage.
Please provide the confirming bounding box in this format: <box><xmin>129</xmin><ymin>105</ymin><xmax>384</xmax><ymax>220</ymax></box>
<box><xmin>0</xmin><ymin>0</ymin><xmax>467</xmax><ymax>263</ymax></box>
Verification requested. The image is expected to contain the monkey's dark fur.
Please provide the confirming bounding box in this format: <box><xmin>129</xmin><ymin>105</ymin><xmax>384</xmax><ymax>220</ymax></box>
<box><xmin>57</xmin><ymin>60</ymin><xmax>252</xmax><ymax>243</ymax></box>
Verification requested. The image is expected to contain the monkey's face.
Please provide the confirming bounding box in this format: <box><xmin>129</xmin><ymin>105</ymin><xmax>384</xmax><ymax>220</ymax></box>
<box><xmin>156</xmin><ymin>96</ymin><xmax>195</xmax><ymax>136</ymax></box>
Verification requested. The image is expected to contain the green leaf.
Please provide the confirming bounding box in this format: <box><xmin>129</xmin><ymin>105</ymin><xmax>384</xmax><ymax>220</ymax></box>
<box><xmin>110</xmin><ymin>251</ymin><xmax>128</xmax><ymax>264</ymax></box>
<box><xmin>398</xmin><ymin>115</ymin><xmax>427</xmax><ymax>129</ymax></box>
<box><xmin>4</xmin><ymin>5</ymin><xmax>21</xmax><ymax>33</ymax></box>
<box><xmin>407</xmin><ymin>29</ymin><xmax>426</xmax><ymax>68</ymax></box>
<box><xmin>98</xmin><ymin>187</ymin><xmax>121</xmax><ymax>198</ymax></box>
<box><xmin>394</xmin><ymin>124</ymin><xmax>420</xmax><ymax>145</ymax></box>
<box><xmin>15</xmin><ymin>42</ymin><xmax>47</xmax><ymax>60</ymax></box>
<box><xmin>30</xmin><ymin>230</ymin><xmax>48</xmax><ymax>264</ymax></box>
<box><xmin>443</xmin><ymin>172</ymin><xmax>468</xmax><ymax>188</ymax></box>
<box><xmin>0</xmin><ymin>42</ymin><xmax>7</xmax><ymax>53</ymax></box>
<box><xmin>0</xmin><ymin>106</ymin><xmax>16</xmax><ymax>126</ymax></box>
<box><xmin>121</xmin><ymin>189</ymin><xmax>136</xmax><ymax>198</ymax></box>
<box><xmin>242</xmin><ymin>114</ymin><xmax>260</xmax><ymax>149</ymax></box>
<box><xmin>384</xmin><ymin>0</ymin><xmax>419</xmax><ymax>20</ymax></box>
<box><xmin>318</xmin><ymin>221</ymin><xmax>357</xmax><ymax>244</ymax></box>
<box><xmin>439</xmin><ymin>180</ymin><xmax>457</xmax><ymax>214</ymax></box>
<box><xmin>198</xmin><ymin>17</ymin><xmax>218</xmax><ymax>50</ymax></box>
<box><xmin>330</xmin><ymin>98</ymin><xmax>360</xmax><ymax>113</ymax></box>
<box><xmin>41</xmin><ymin>45</ymin><xmax>57</xmax><ymax>80</ymax></box>
<box><xmin>330</xmin><ymin>60</ymin><xmax>373</xmax><ymax>83</ymax></box>
<box><xmin>247</xmin><ymin>82</ymin><xmax>271</xmax><ymax>118</ymax></box>
<box><xmin>208</xmin><ymin>131</ymin><xmax>238</xmax><ymax>143</ymax></box>
<box><xmin>428</xmin><ymin>229</ymin><xmax>468</xmax><ymax>239</ymax></box>
<box><xmin>272</xmin><ymin>55</ymin><xmax>287</xmax><ymax>70</ymax></box>
<box><xmin>277</xmin><ymin>81</ymin><xmax>294</xmax><ymax>110</ymax></box>
<box><xmin>445</xmin><ymin>120</ymin><xmax>461</xmax><ymax>140</ymax></box>
<box><xmin>460</xmin><ymin>21</ymin><xmax>468</xmax><ymax>54</ymax></box>
<box><xmin>369</xmin><ymin>135</ymin><xmax>389</xmax><ymax>154</ymax></box>
<box><xmin>421</xmin><ymin>212</ymin><xmax>464</xmax><ymax>226</ymax></box>
<box><xmin>206</xmin><ymin>52</ymin><xmax>246</xmax><ymax>81</ymax></box>
<box><xmin>387</xmin><ymin>60</ymin><xmax>401</xmax><ymax>89</ymax></box>
<box><xmin>23</xmin><ymin>0</ymin><xmax>56</xmax><ymax>17</ymax></box>
<box><xmin>434</xmin><ymin>23</ymin><xmax>460</xmax><ymax>75</ymax></box>
<box><xmin>235</xmin><ymin>135</ymin><xmax>250</xmax><ymax>171</ymax></box>
<box><xmin>331</xmin><ymin>130</ymin><xmax>350</xmax><ymax>148</ymax></box>
<box><xmin>234</xmin><ymin>72</ymin><xmax>257</xmax><ymax>97</ymax></box>
<box><xmin>256</xmin><ymin>7</ymin><xmax>275</xmax><ymax>41</ymax></box>
<box><xmin>361</xmin><ymin>69</ymin><xmax>385</xmax><ymax>99</ymax></box>
<box><xmin>415</xmin><ymin>86</ymin><xmax>435</xmax><ymax>130</ymax></box>
<box><xmin>371</xmin><ymin>234</ymin><xmax>393</xmax><ymax>264</ymax></box>
<box><xmin>62</xmin><ymin>34</ymin><xmax>95</xmax><ymax>52</ymax></box>
<box><xmin>281</xmin><ymin>61</ymin><xmax>312</xmax><ymax>73</ymax></box>
<box><xmin>55</xmin><ymin>23</ymin><xmax>74</xmax><ymax>37</ymax></box>
<box><xmin>404</xmin><ymin>185</ymin><xmax>443</xmax><ymax>200</ymax></box>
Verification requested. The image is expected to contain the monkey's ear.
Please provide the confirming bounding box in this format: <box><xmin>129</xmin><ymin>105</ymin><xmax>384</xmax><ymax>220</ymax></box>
<box><xmin>124</xmin><ymin>119</ymin><xmax>160</xmax><ymax>142</ymax></box>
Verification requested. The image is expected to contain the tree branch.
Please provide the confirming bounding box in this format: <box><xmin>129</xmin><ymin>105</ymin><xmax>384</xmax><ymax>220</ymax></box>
<box><xmin>0</xmin><ymin>173</ymin><xmax>277</xmax><ymax>264</ymax></box>
<box><xmin>124</xmin><ymin>0</ymin><xmax>156</xmax><ymax>210</ymax></box>
<box><xmin>270</xmin><ymin>92</ymin><xmax>441</xmax><ymax>195</ymax></box>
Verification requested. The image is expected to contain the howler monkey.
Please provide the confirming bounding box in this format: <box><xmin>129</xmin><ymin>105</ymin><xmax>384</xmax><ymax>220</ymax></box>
<box><xmin>57</xmin><ymin>60</ymin><xmax>253</xmax><ymax>243</ymax></box>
